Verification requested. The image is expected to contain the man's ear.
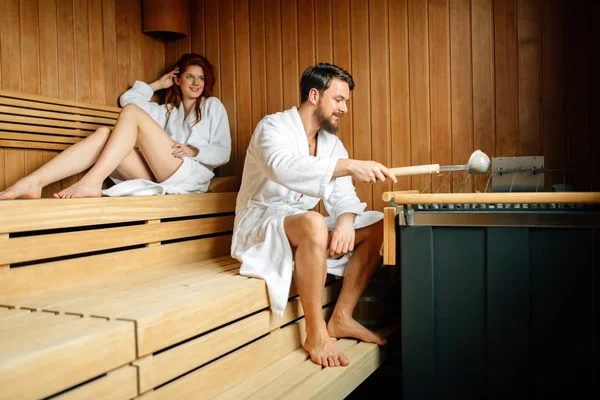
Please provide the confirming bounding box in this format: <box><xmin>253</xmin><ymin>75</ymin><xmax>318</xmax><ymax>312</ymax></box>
<box><xmin>309</xmin><ymin>88</ymin><xmax>320</xmax><ymax>105</ymax></box>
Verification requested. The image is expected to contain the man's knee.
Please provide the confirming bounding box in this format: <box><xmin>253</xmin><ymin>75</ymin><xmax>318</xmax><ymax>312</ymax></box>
<box><xmin>297</xmin><ymin>211</ymin><xmax>328</xmax><ymax>246</ymax></box>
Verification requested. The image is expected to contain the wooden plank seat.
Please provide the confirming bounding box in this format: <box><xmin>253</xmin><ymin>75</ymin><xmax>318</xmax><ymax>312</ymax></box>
<box><xmin>0</xmin><ymin>90</ymin><xmax>392</xmax><ymax>399</ymax></box>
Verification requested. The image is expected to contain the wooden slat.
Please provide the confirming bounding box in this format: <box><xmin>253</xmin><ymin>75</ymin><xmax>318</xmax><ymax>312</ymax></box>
<box><xmin>0</xmin><ymin>215</ymin><xmax>234</xmax><ymax>265</ymax></box>
<box><xmin>137</xmin><ymin>320</ymin><xmax>307</xmax><ymax>400</ymax></box>
<box><xmin>19</xmin><ymin>0</ymin><xmax>41</xmax><ymax>95</ymax></box>
<box><xmin>0</xmin><ymin>237</ymin><xmax>232</xmax><ymax>299</ymax></box>
<box><xmin>125</xmin><ymin>277</ymin><xmax>267</xmax><ymax>356</ymax></box>
<box><xmin>0</xmin><ymin>113</ymin><xmax>110</xmax><ymax>130</ymax></box>
<box><xmin>428</xmin><ymin>0</ymin><xmax>452</xmax><ymax>194</ymax></box>
<box><xmin>0</xmin><ymin>131</ymin><xmax>80</xmax><ymax>145</ymax></box>
<box><xmin>284</xmin><ymin>341</ymin><xmax>387</xmax><ymax>400</ymax></box>
<box><xmin>53</xmin><ymin>365</ymin><xmax>137</xmax><ymax>400</ymax></box>
<box><xmin>0</xmin><ymin>233</ymin><xmax>7</xmax><ymax>270</ymax></box>
<box><xmin>245</xmin><ymin>339</ymin><xmax>358</xmax><ymax>400</ymax></box>
<box><xmin>389</xmin><ymin>0</ymin><xmax>411</xmax><ymax>193</ymax></box>
<box><xmin>381</xmin><ymin>191</ymin><xmax>600</xmax><ymax>204</ymax></box>
<box><xmin>56</xmin><ymin>0</ymin><xmax>75</xmax><ymax>101</ymax></box>
<box><xmin>0</xmin><ymin>97</ymin><xmax>119</xmax><ymax>119</ymax></box>
<box><xmin>135</xmin><ymin>282</ymin><xmax>341</xmax><ymax>392</ymax></box>
<box><xmin>383</xmin><ymin>207</ymin><xmax>397</xmax><ymax>266</ymax></box>
<box><xmin>0</xmin><ymin>0</ymin><xmax>22</xmax><ymax>92</ymax></box>
<box><xmin>0</xmin><ymin>192</ymin><xmax>237</xmax><ymax>233</ymax></box>
<box><xmin>0</xmin><ymin>89</ymin><xmax>121</xmax><ymax>113</ymax></box>
<box><xmin>73</xmin><ymin>0</ymin><xmax>91</xmax><ymax>103</ymax></box>
<box><xmin>102</xmin><ymin>0</ymin><xmax>119</xmax><ymax>106</ymax></box>
<box><xmin>6</xmin><ymin>257</ymin><xmax>239</xmax><ymax>312</ymax></box>
<box><xmin>0</xmin><ymin>317</ymin><xmax>135</xmax><ymax>400</ymax></box>
<box><xmin>0</xmin><ymin>105</ymin><xmax>117</xmax><ymax>124</ymax></box>
<box><xmin>38</xmin><ymin>0</ymin><xmax>59</xmax><ymax>98</ymax></box>
<box><xmin>0</xmin><ymin>122</ymin><xmax>94</xmax><ymax>137</ymax></box>
<box><xmin>0</xmin><ymin>139</ymin><xmax>69</xmax><ymax>151</ymax></box>
<box><xmin>88</xmin><ymin>0</ymin><xmax>106</xmax><ymax>105</ymax></box>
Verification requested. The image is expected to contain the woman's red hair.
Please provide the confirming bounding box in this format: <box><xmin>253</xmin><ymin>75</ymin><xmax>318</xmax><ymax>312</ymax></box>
<box><xmin>165</xmin><ymin>53</ymin><xmax>216</xmax><ymax>125</ymax></box>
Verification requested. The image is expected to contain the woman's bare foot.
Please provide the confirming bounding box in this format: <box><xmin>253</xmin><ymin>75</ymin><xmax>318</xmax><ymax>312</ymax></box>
<box><xmin>303</xmin><ymin>329</ymin><xmax>349</xmax><ymax>368</ymax></box>
<box><xmin>0</xmin><ymin>177</ymin><xmax>43</xmax><ymax>200</ymax></box>
<box><xmin>54</xmin><ymin>180</ymin><xmax>102</xmax><ymax>199</ymax></box>
<box><xmin>327</xmin><ymin>314</ymin><xmax>387</xmax><ymax>345</ymax></box>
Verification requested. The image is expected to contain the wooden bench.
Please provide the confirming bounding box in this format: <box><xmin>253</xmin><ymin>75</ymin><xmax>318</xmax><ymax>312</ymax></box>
<box><xmin>0</xmin><ymin>92</ymin><xmax>393</xmax><ymax>399</ymax></box>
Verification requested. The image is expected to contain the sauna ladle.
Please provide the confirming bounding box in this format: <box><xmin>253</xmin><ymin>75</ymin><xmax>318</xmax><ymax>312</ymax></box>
<box><xmin>389</xmin><ymin>150</ymin><xmax>491</xmax><ymax>177</ymax></box>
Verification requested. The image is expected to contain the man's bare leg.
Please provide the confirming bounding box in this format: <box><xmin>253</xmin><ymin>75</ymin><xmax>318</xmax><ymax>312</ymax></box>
<box><xmin>327</xmin><ymin>219</ymin><xmax>387</xmax><ymax>345</ymax></box>
<box><xmin>284</xmin><ymin>211</ymin><xmax>350</xmax><ymax>368</ymax></box>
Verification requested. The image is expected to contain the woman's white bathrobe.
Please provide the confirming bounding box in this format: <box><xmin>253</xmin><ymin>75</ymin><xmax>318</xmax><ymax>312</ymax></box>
<box><xmin>231</xmin><ymin>106</ymin><xmax>383</xmax><ymax>316</ymax></box>
<box><xmin>102</xmin><ymin>81</ymin><xmax>231</xmax><ymax>196</ymax></box>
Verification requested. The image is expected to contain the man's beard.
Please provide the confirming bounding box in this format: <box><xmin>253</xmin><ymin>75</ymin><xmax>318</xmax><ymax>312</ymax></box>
<box><xmin>315</xmin><ymin>105</ymin><xmax>341</xmax><ymax>134</ymax></box>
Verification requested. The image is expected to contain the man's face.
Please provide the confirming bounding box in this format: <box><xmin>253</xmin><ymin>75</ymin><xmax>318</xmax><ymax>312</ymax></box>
<box><xmin>315</xmin><ymin>78</ymin><xmax>350</xmax><ymax>134</ymax></box>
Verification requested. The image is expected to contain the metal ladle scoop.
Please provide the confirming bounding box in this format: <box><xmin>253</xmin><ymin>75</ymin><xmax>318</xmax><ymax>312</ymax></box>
<box><xmin>389</xmin><ymin>150</ymin><xmax>491</xmax><ymax>177</ymax></box>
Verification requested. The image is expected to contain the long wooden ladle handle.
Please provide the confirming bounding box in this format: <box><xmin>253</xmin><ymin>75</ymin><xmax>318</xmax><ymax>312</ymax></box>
<box><xmin>388</xmin><ymin>164</ymin><xmax>440</xmax><ymax>177</ymax></box>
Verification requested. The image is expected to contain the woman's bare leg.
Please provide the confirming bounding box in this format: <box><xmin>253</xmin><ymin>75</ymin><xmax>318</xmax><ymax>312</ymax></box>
<box><xmin>57</xmin><ymin>104</ymin><xmax>183</xmax><ymax>198</ymax></box>
<box><xmin>326</xmin><ymin>219</ymin><xmax>387</xmax><ymax>345</ymax></box>
<box><xmin>284</xmin><ymin>211</ymin><xmax>350</xmax><ymax>368</ymax></box>
<box><xmin>0</xmin><ymin>127</ymin><xmax>115</xmax><ymax>200</ymax></box>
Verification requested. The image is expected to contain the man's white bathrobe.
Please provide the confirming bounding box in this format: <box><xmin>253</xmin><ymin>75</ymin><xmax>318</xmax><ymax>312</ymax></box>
<box><xmin>102</xmin><ymin>81</ymin><xmax>231</xmax><ymax>196</ymax></box>
<box><xmin>231</xmin><ymin>106</ymin><xmax>383</xmax><ymax>316</ymax></box>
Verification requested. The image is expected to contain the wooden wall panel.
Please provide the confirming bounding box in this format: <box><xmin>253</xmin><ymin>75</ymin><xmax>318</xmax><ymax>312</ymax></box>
<box><xmin>0</xmin><ymin>0</ymin><xmax>595</xmax><ymax>201</ymax></box>
<box><xmin>0</xmin><ymin>0</ymin><xmax>166</xmax><ymax>196</ymax></box>
<box><xmin>428</xmin><ymin>0</ymin><xmax>452</xmax><ymax>193</ymax></box>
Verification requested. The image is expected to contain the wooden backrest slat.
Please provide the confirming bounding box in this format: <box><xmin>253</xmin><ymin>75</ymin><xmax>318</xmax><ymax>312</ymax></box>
<box><xmin>0</xmin><ymin>139</ymin><xmax>68</xmax><ymax>151</ymax></box>
<box><xmin>0</xmin><ymin>114</ymin><xmax>110</xmax><ymax>130</ymax></box>
<box><xmin>0</xmin><ymin>122</ymin><xmax>95</xmax><ymax>137</ymax></box>
<box><xmin>0</xmin><ymin>105</ymin><xmax>117</xmax><ymax>125</ymax></box>
<box><xmin>0</xmin><ymin>236</ymin><xmax>232</xmax><ymax>299</ymax></box>
<box><xmin>0</xmin><ymin>131</ymin><xmax>81</xmax><ymax>145</ymax></box>
<box><xmin>0</xmin><ymin>193</ymin><xmax>238</xmax><ymax>233</ymax></box>
<box><xmin>1</xmin><ymin>216</ymin><xmax>235</xmax><ymax>265</ymax></box>
<box><xmin>0</xmin><ymin>89</ymin><xmax>121</xmax><ymax>113</ymax></box>
<box><xmin>0</xmin><ymin>97</ymin><xmax>120</xmax><ymax>119</ymax></box>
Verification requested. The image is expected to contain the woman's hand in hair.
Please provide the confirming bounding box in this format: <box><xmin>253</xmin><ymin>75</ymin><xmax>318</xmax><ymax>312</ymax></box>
<box><xmin>151</xmin><ymin>67</ymin><xmax>180</xmax><ymax>91</ymax></box>
<box><xmin>171</xmin><ymin>142</ymin><xmax>199</xmax><ymax>159</ymax></box>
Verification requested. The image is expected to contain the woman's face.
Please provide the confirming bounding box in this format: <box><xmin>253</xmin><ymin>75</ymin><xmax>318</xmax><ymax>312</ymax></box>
<box><xmin>175</xmin><ymin>65</ymin><xmax>205</xmax><ymax>100</ymax></box>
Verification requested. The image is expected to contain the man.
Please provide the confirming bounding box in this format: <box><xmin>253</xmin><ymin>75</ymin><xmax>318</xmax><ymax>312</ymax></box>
<box><xmin>231</xmin><ymin>63</ymin><xmax>397</xmax><ymax>368</ymax></box>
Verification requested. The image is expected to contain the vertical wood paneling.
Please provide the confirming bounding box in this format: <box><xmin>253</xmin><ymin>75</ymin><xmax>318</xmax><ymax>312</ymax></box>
<box><xmin>450</xmin><ymin>0</ymin><xmax>473</xmax><ymax>193</ymax></box>
<box><xmin>89</xmin><ymin>0</ymin><xmax>106</xmax><ymax>104</ymax></box>
<box><xmin>40</xmin><ymin>151</ymin><xmax>61</xmax><ymax>198</ymax></box>
<box><xmin>0</xmin><ymin>149</ymin><xmax>5</xmax><ymax>193</ymax></box>
<box><xmin>204</xmin><ymin>0</ymin><xmax>221</xmax><ymax>98</ymax></box>
<box><xmin>129</xmin><ymin>0</ymin><xmax>144</xmax><ymax>85</ymax></box>
<box><xmin>249</xmin><ymin>0</ymin><xmax>266</xmax><ymax>129</ymax></box>
<box><xmin>494</xmin><ymin>0</ymin><xmax>519</xmax><ymax>158</ymax></box>
<box><xmin>592</xmin><ymin>1</ymin><xmax>599</xmax><ymax>192</ymax></box>
<box><xmin>74</xmin><ymin>0</ymin><xmax>91</xmax><ymax>103</ymax></box>
<box><xmin>57</xmin><ymin>0</ymin><xmax>76</xmax><ymax>100</ymax></box>
<box><xmin>4</xmin><ymin>149</ymin><xmax>25</xmax><ymax>189</ymax></box>
<box><xmin>115</xmin><ymin>0</ymin><xmax>131</xmax><ymax>93</ymax></box>
<box><xmin>471</xmin><ymin>0</ymin><xmax>495</xmax><ymax>193</ymax></box>
<box><xmin>315</xmin><ymin>0</ymin><xmax>333</xmax><ymax>63</ymax></box>
<box><xmin>350</xmin><ymin>0</ymin><xmax>372</xmax><ymax>208</ymax></box>
<box><xmin>190</xmin><ymin>0</ymin><xmax>206</xmax><ymax>56</ymax></box>
<box><xmin>332</xmin><ymin>0</ymin><xmax>353</xmax><ymax>158</ymax></box>
<box><xmin>38</xmin><ymin>0</ymin><xmax>59</xmax><ymax>97</ymax></box>
<box><xmin>369</xmin><ymin>0</ymin><xmax>391</xmax><ymax>211</ymax></box>
<box><xmin>564</xmin><ymin>0</ymin><xmax>591</xmax><ymax>191</ymax></box>
<box><xmin>20</xmin><ymin>0</ymin><xmax>40</xmax><ymax>95</ymax></box>
<box><xmin>517</xmin><ymin>0</ymin><xmax>542</xmax><ymax>156</ymax></box>
<box><xmin>428</xmin><ymin>0</ymin><xmax>452</xmax><ymax>193</ymax></box>
<box><xmin>297</xmin><ymin>0</ymin><xmax>315</xmax><ymax>77</ymax></box>
<box><xmin>541</xmin><ymin>0</ymin><xmax>565</xmax><ymax>190</ymax></box>
<box><xmin>389</xmin><ymin>0</ymin><xmax>411</xmax><ymax>192</ymax></box>
<box><xmin>234</xmin><ymin>0</ymin><xmax>251</xmax><ymax>175</ymax></box>
<box><xmin>281</xmin><ymin>0</ymin><xmax>298</xmax><ymax>110</ymax></box>
<box><xmin>408</xmin><ymin>0</ymin><xmax>431</xmax><ymax>193</ymax></box>
<box><xmin>1</xmin><ymin>0</ymin><xmax>23</xmax><ymax>91</ymax></box>
<box><xmin>264</xmin><ymin>0</ymin><xmax>283</xmax><ymax>115</ymax></box>
<box><xmin>102</xmin><ymin>0</ymin><xmax>119</xmax><ymax>105</ymax></box>
<box><xmin>219</xmin><ymin>0</ymin><xmax>237</xmax><ymax>177</ymax></box>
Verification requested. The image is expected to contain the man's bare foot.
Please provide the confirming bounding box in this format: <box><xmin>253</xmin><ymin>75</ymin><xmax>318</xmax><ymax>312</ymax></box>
<box><xmin>0</xmin><ymin>177</ymin><xmax>43</xmax><ymax>200</ymax></box>
<box><xmin>327</xmin><ymin>314</ymin><xmax>387</xmax><ymax>345</ymax></box>
<box><xmin>54</xmin><ymin>181</ymin><xmax>102</xmax><ymax>199</ymax></box>
<box><xmin>304</xmin><ymin>329</ymin><xmax>349</xmax><ymax>368</ymax></box>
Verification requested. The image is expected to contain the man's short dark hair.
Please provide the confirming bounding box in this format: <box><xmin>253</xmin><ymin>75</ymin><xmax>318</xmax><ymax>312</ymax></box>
<box><xmin>300</xmin><ymin>63</ymin><xmax>355</xmax><ymax>103</ymax></box>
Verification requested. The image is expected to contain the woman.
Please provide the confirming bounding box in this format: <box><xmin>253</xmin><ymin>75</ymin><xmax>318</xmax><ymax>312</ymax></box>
<box><xmin>0</xmin><ymin>53</ymin><xmax>231</xmax><ymax>200</ymax></box>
